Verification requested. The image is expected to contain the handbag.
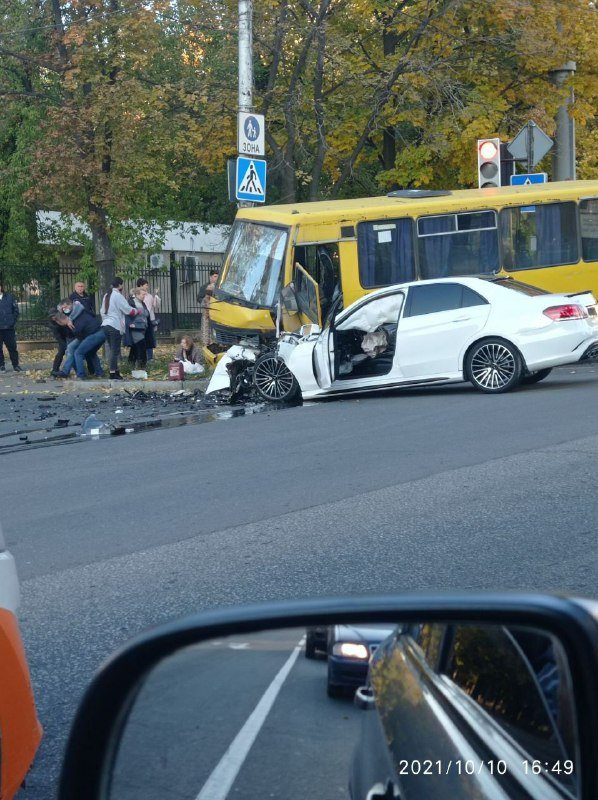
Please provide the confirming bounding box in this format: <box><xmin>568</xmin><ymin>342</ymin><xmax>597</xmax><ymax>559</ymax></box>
<box><xmin>168</xmin><ymin>360</ymin><xmax>184</xmax><ymax>381</ymax></box>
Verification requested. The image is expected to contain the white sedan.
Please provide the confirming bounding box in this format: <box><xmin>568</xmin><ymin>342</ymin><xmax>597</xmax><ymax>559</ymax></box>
<box><xmin>207</xmin><ymin>276</ymin><xmax>598</xmax><ymax>401</ymax></box>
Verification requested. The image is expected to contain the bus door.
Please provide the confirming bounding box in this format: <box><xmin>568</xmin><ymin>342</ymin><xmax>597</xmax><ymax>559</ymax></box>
<box><xmin>280</xmin><ymin>264</ymin><xmax>323</xmax><ymax>332</ymax></box>
<box><xmin>293</xmin><ymin>239</ymin><xmax>341</xmax><ymax>325</ymax></box>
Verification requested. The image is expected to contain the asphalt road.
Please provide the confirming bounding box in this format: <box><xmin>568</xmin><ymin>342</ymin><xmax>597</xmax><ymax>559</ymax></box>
<box><xmin>6</xmin><ymin>365</ymin><xmax>598</xmax><ymax>799</ymax></box>
<box><xmin>111</xmin><ymin>630</ymin><xmax>361</xmax><ymax>800</ymax></box>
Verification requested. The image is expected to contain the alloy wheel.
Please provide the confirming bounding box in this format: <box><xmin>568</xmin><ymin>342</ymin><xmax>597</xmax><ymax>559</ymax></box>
<box><xmin>470</xmin><ymin>342</ymin><xmax>517</xmax><ymax>391</ymax></box>
<box><xmin>253</xmin><ymin>355</ymin><xmax>296</xmax><ymax>401</ymax></box>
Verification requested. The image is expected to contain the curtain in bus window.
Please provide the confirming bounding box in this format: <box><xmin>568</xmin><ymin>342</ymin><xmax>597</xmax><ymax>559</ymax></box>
<box><xmin>418</xmin><ymin>217</ymin><xmax>452</xmax><ymax>279</ymax></box>
<box><xmin>478</xmin><ymin>230</ymin><xmax>499</xmax><ymax>272</ymax></box>
<box><xmin>501</xmin><ymin>203</ymin><xmax>578</xmax><ymax>271</ymax></box>
<box><xmin>358</xmin><ymin>220</ymin><xmax>415</xmax><ymax>288</ymax></box>
<box><xmin>580</xmin><ymin>199</ymin><xmax>598</xmax><ymax>261</ymax></box>
<box><xmin>536</xmin><ymin>203</ymin><xmax>577</xmax><ymax>266</ymax></box>
<box><xmin>536</xmin><ymin>204</ymin><xmax>569</xmax><ymax>266</ymax></box>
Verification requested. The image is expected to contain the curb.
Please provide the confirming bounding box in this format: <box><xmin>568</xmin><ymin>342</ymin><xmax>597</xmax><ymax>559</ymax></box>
<box><xmin>61</xmin><ymin>379</ymin><xmax>195</xmax><ymax>392</ymax></box>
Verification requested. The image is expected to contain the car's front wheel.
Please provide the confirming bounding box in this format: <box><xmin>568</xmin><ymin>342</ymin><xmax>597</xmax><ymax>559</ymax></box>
<box><xmin>466</xmin><ymin>338</ymin><xmax>522</xmax><ymax>393</ymax></box>
<box><xmin>253</xmin><ymin>353</ymin><xmax>299</xmax><ymax>402</ymax></box>
<box><xmin>521</xmin><ymin>368</ymin><xmax>552</xmax><ymax>385</ymax></box>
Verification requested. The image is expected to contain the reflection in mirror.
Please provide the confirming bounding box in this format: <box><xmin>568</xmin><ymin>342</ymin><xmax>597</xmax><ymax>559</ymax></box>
<box><xmin>109</xmin><ymin>622</ymin><xmax>579</xmax><ymax>800</ymax></box>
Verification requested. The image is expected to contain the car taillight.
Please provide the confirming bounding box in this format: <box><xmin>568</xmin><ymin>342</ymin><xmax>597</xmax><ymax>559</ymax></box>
<box><xmin>543</xmin><ymin>304</ymin><xmax>588</xmax><ymax>320</ymax></box>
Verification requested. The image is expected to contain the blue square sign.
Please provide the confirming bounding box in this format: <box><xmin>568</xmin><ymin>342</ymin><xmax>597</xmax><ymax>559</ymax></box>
<box><xmin>236</xmin><ymin>157</ymin><xmax>267</xmax><ymax>203</ymax></box>
<box><xmin>510</xmin><ymin>173</ymin><xmax>548</xmax><ymax>186</ymax></box>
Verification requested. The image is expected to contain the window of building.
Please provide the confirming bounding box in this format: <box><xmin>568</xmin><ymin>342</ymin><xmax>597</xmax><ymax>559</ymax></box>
<box><xmin>580</xmin><ymin>198</ymin><xmax>598</xmax><ymax>262</ymax></box>
<box><xmin>357</xmin><ymin>219</ymin><xmax>415</xmax><ymax>288</ymax></box>
<box><xmin>500</xmin><ymin>202</ymin><xmax>578</xmax><ymax>271</ymax></box>
<box><xmin>404</xmin><ymin>283</ymin><xmax>488</xmax><ymax>317</ymax></box>
<box><xmin>417</xmin><ymin>211</ymin><xmax>499</xmax><ymax>279</ymax></box>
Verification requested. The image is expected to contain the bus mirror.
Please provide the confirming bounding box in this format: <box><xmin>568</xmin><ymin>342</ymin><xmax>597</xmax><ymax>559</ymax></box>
<box><xmin>281</xmin><ymin>285</ymin><xmax>298</xmax><ymax>314</ymax></box>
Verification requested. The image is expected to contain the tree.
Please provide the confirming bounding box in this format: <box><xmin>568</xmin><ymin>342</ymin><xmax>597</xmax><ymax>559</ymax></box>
<box><xmin>0</xmin><ymin>0</ymin><xmax>228</xmax><ymax>292</ymax></box>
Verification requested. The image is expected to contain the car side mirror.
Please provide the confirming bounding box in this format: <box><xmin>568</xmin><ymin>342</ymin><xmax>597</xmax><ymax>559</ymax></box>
<box><xmin>58</xmin><ymin>594</ymin><xmax>598</xmax><ymax>800</ymax></box>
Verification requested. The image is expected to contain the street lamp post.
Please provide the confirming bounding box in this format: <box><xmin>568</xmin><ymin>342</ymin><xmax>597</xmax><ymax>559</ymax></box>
<box><xmin>550</xmin><ymin>60</ymin><xmax>576</xmax><ymax>181</ymax></box>
<box><xmin>238</xmin><ymin>0</ymin><xmax>253</xmax><ymax>206</ymax></box>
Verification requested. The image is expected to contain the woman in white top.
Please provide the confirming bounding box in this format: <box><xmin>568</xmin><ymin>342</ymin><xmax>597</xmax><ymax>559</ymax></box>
<box><xmin>101</xmin><ymin>277</ymin><xmax>141</xmax><ymax>380</ymax></box>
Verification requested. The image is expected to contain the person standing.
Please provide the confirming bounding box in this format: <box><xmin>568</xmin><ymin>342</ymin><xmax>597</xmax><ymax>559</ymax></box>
<box><xmin>69</xmin><ymin>281</ymin><xmax>95</xmax><ymax>315</ymax></box>
<box><xmin>100</xmin><ymin>277</ymin><xmax>141</xmax><ymax>380</ymax></box>
<box><xmin>124</xmin><ymin>286</ymin><xmax>150</xmax><ymax>375</ymax></box>
<box><xmin>197</xmin><ymin>270</ymin><xmax>219</xmax><ymax>306</ymax></box>
<box><xmin>199</xmin><ymin>271</ymin><xmax>218</xmax><ymax>346</ymax></box>
<box><xmin>136</xmin><ymin>277</ymin><xmax>160</xmax><ymax>360</ymax></box>
<box><xmin>0</xmin><ymin>282</ymin><xmax>21</xmax><ymax>372</ymax></box>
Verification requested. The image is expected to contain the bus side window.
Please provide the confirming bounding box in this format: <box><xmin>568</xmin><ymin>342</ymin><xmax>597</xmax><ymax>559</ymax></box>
<box><xmin>417</xmin><ymin>211</ymin><xmax>498</xmax><ymax>279</ymax></box>
<box><xmin>500</xmin><ymin>202</ymin><xmax>579</xmax><ymax>270</ymax></box>
<box><xmin>580</xmin><ymin>199</ymin><xmax>598</xmax><ymax>262</ymax></box>
<box><xmin>357</xmin><ymin>218</ymin><xmax>415</xmax><ymax>287</ymax></box>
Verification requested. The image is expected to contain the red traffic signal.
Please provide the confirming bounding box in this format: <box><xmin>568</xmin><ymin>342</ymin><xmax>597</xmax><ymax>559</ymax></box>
<box><xmin>477</xmin><ymin>138</ymin><xmax>501</xmax><ymax>188</ymax></box>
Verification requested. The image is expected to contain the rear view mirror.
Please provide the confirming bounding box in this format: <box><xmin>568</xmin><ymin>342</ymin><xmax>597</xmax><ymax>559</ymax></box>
<box><xmin>58</xmin><ymin>594</ymin><xmax>598</xmax><ymax>800</ymax></box>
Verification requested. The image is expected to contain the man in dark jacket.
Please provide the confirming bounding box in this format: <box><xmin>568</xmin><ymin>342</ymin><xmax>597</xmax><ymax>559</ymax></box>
<box><xmin>57</xmin><ymin>299</ymin><xmax>105</xmax><ymax>379</ymax></box>
<box><xmin>0</xmin><ymin>282</ymin><xmax>21</xmax><ymax>372</ymax></box>
<box><xmin>49</xmin><ymin>310</ymin><xmax>72</xmax><ymax>376</ymax></box>
<box><xmin>68</xmin><ymin>281</ymin><xmax>95</xmax><ymax>314</ymax></box>
<box><xmin>197</xmin><ymin>270</ymin><xmax>219</xmax><ymax>305</ymax></box>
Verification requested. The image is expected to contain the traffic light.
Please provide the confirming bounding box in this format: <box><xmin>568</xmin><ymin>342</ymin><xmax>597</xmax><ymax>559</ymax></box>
<box><xmin>477</xmin><ymin>138</ymin><xmax>501</xmax><ymax>188</ymax></box>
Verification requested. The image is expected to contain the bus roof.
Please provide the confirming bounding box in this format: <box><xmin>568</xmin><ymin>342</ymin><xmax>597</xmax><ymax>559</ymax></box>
<box><xmin>236</xmin><ymin>180</ymin><xmax>598</xmax><ymax>226</ymax></box>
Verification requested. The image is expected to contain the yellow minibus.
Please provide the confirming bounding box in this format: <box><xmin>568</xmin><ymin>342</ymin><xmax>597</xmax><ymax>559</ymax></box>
<box><xmin>205</xmin><ymin>181</ymin><xmax>598</xmax><ymax>363</ymax></box>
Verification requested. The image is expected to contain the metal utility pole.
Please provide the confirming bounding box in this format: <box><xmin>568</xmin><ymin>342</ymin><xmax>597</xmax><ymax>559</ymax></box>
<box><xmin>238</xmin><ymin>0</ymin><xmax>253</xmax><ymax>113</ymax></box>
<box><xmin>550</xmin><ymin>60</ymin><xmax>576</xmax><ymax>181</ymax></box>
<box><xmin>238</xmin><ymin>0</ymin><xmax>254</xmax><ymax>206</ymax></box>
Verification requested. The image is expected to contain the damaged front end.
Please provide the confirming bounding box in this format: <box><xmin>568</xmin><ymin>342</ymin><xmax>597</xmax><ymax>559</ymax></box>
<box><xmin>205</xmin><ymin>345</ymin><xmax>260</xmax><ymax>404</ymax></box>
<box><xmin>206</xmin><ymin>335</ymin><xmax>308</xmax><ymax>405</ymax></box>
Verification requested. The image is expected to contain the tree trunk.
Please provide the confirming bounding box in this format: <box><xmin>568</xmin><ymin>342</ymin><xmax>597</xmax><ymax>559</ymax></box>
<box><xmin>382</xmin><ymin>26</ymin><xmax>398</xmax><ymax>173</ymax></box>
<box><xmin>89</xmin><ymin>206</ymin><xmax>116</xmax><ymax>296</ymax></box>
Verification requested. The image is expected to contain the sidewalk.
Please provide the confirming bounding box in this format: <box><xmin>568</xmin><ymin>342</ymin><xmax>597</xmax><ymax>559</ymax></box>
<box><xmin>0</xmin><ymin>360</ymin><xmax>210</xmax><ymax>396</ymax></box>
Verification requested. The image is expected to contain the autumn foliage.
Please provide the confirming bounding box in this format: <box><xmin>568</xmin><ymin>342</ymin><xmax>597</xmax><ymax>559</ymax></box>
<box><xmin>0</xmin><ymin>0</ymin><xmax>597</xmax><ymax>273</ymax></box>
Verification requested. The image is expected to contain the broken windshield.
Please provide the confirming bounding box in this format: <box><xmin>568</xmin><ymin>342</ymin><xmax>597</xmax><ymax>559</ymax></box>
<box><xmin>218</xmin><ymin>221</ymin><xmax>288</xmax><ymax>308</ymax></box>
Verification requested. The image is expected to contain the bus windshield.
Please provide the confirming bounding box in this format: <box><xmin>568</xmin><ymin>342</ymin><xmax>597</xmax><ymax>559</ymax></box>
<box><xmin>218</xmin><ymin>221</ymin><xmax>288</xmax><ymax>308</ymax></box>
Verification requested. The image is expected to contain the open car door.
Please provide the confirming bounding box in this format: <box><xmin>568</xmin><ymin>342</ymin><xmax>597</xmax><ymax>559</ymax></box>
<box><xmin>312</xmin><ymin>325</ymin><xmax>334</xmax><ymax>389</ymax></box>
<box><xmin>280</xmin><ymin>264</ymin><xmax>322</xmax><ymax>332</ymax></box>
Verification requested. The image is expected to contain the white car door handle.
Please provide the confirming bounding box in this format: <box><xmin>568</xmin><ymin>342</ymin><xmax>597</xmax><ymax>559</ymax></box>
<box><xmin>452</xmin><ymin>316</ymin><xmax>471</xmax><ymax>322</ymax></box>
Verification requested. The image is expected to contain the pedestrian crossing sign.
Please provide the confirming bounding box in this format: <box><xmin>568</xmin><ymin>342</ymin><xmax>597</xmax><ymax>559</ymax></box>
<box><xmin>236</xmin><ymin>157</ymin><xmax>267</xmax><ymax>203</ymax></box>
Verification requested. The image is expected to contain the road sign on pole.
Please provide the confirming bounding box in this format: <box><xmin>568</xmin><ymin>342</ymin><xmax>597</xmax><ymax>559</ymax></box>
<box><xmin>236</xmin><ymin>157</ymin><xmax>267</xmax><ymax>203</ymax></box>
<box><xmin>510</xmin><ymin>173</ymin><xmax>548</xmax><ymax>186</ymax></box>
<box><xmin>238</xmin><ymin>112</ymin><xmax>265</xmax><ymax>157</ymax></box>
<box><xmin>507</xmin><ymin>122</ymin><xmax>553</xmax><ymax>171</ymax></box>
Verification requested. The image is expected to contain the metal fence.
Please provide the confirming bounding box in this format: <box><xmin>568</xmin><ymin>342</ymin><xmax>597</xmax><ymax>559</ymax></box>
<box><xmin>0</xmin><ymin>260</ymin><xmax>222</xmax><ymax>340</ymax></box>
